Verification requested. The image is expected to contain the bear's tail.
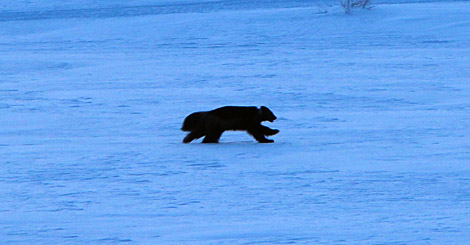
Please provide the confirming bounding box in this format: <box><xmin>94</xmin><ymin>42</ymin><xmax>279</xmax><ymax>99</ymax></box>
<box><xmin>181</xmin><ymin>112</ymin><xmax>204</xmax><ymax>131</ymax></box>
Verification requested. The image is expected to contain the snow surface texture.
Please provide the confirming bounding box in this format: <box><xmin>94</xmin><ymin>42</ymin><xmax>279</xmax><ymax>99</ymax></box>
<box><xmin>1</xmin><ymin>0</ymin><xmax>469</xmax><ymax>244</ymax></box>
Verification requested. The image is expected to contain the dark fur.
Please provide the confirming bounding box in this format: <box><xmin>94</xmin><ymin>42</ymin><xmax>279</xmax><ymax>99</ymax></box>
<box><xmin>181</xmin><ymin>106</ymin><xmax>279</xmax><ymax>143</ymax></box>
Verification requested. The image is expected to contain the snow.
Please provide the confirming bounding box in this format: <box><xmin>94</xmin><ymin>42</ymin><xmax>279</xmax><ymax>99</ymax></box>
<box><xmin>1</xmin><ymin>0</ymin><xmax>469</xmax><ymax>243</ymax></box>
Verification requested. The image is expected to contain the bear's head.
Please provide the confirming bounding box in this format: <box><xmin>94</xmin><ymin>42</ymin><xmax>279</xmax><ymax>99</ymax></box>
<box><xmin>260</xmin><ymin>106</ymin><xmax>277</xmax><ymax>122</ymax></box>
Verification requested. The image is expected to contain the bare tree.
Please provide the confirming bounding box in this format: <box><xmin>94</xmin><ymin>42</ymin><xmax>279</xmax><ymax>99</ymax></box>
<box><xmin>339</xmin><ymin>0</ymin><xmax>372</xmax><ymax>14</ymax></box>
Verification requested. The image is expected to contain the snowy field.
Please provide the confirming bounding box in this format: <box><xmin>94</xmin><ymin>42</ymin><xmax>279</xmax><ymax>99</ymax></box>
<box><xmin>1</xmin><ymin>0</ymin><xmax>469</xmax><ymax>243</ymax></box>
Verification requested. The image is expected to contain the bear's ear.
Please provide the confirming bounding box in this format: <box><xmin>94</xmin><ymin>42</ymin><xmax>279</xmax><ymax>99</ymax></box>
<box><xmin>259</xmin><ymin>106</ymin><xmax>268</xmax><ymax>117</ymax></box>
<box><xmin>260</xmin><ymin>106</ymin><xmax>276</xmax><ymax>122</ymax></box>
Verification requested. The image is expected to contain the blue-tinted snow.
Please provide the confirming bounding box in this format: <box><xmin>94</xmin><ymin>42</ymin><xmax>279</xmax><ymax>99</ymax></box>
<box><xmin>0</xmin><ymin>0</ymin><xmax>469</xmax><ymax>244</ymax></box>
<box><xmin>0</xmin><ymin>0</ymin><xmax>466</xmax><ymax>20</ymax></box>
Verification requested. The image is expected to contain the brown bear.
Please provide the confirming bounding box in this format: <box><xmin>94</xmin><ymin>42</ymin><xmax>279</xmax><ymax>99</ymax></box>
<box><xmin>181</xmin><ymin>106</ymin><xmax>279</xmax><ymax>143</ymax></box>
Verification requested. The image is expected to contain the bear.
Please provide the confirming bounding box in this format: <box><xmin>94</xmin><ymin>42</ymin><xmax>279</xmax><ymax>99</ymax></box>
<box><xmin>181</xmin><ymin>106</ymin><xmax>279</xmax><ymax>143</ymax></box>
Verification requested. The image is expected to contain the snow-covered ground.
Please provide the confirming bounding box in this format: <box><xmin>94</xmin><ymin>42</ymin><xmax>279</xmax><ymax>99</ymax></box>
<box><xmin>1</xmin><ymin>0</ymin><xmax>469</xmax><ymax>243</ymax></box>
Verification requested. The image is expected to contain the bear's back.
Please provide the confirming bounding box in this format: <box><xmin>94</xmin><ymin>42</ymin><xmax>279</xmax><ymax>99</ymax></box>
<box><xmin>208</xmin><ymin>106</ymin><xmax>258</xmax><ymax>121</ymax></box>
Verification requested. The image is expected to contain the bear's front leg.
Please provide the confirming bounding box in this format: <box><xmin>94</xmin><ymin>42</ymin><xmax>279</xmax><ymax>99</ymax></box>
<box><xmin>202</xmin><ymin>130</ymin><xmax>223</xmax><ymax>143</ymax></box>
<box><xmin>248</xmin><ymin>128</ymin><xmax>274</xmax><ymax>143</ymax></box>
<box><xmin>260</xmin><ymin>125</ymin><xmax>279</xmax><ymax>136</ymax></box>
<box><xmin>183</xmin><ymin>131</ymin><xmax>205</xmax><ymax>143</ymax></box>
